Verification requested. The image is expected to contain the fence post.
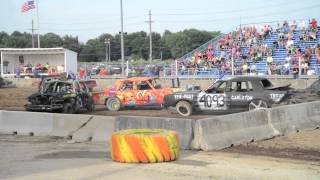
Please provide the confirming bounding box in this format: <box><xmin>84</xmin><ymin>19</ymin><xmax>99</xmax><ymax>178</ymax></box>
<box><xmin>175</xmin><ymin>60</ymin><xmax>178</xmax><ymax>77</ymax></box>
<box><xmin>298</xmin><ymin>56</ymin><xmax>302</xmax><ymax>77</ymax></box>
<box><xmin>126</xmin><ymin>61</ymin><xmax>129</xmax><ymax>77</ymax></box>
<box><xmin>231</xmin><ymin>54</ymin><xmax>234</xmax><ymax>76</ymax></box>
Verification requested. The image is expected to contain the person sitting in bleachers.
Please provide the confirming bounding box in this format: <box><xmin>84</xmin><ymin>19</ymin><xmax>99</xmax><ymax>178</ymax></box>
<box><xmin>310</xmin><ymin>18</ymin><xmax>318</xmax><ymax>31</ymax></box>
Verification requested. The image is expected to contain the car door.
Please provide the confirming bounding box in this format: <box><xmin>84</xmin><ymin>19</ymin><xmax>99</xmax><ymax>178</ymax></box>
<box><xmin>196</xmin><ymin>81</ymin><xmax>228</xmax><ymax>112</ymax></box>
<box><xmin>136</xmin><ymin>80</ymin><xmax>155</xmax><ymax>105</ymax></box>
<box><xmin>229</xmin><ymin>80</ymin><xmax>254</xmax><ymax>109</ymax></box>
<box><xmin>118</xmin><ymin>80</ymin><xmax>137</xmax><ymax>106</ymax></box>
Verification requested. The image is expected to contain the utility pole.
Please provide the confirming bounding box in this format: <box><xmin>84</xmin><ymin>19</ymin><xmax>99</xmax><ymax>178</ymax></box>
<box><xmin>120</xmin><ymin>0</ymin><xmax>125</xmax><ymax>76</ymax></box>
<box><xmin>108</xmin><ymin>39</ymin><xmax>111</xmax><ymax>65</ymax></box>
<box><xmin>145</xmin><ymin>10</ymin><xmax>154</xmax><ymax>62</ymax></box>
<box><xmin>30</xmin><ymin>19</ymin><xmax>35</xmax><ymax>48</ymax></box>
<box><xmin>104</xmin><ymin>38</ymin><xmax>108</xmax><ymax>66</ymax></box>
<box><xmin>35</xmin><ymin>0</ymin><xmax>40</xmax><ymax>48</ymax></box>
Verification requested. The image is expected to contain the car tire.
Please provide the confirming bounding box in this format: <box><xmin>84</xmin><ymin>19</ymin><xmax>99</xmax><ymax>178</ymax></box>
<box><xmin>87</xmin><ymin>97</ymin><xmax>95</xmax><ymax>112</ymax></box>
<box><xmin>106</xmin><ymin>97</ymin><xmax>121</xmax><ymax>111</ymax></box>
<box><xmin>63</xmin><ymin>103</ymin><xmax>74</xmax><ymax>114</ymax></box>
<box><xmin>176</xmin><ymin>101</ymin><xmax>193</xmax><ymax>116</ymax></box>
<box><xmin>248</xmin><ymin>99</ymin><xmax>268</xmax><ymax>111</ymax></box>
<box><xmin>111</xmin><ymin>129</ymin><xmax>179</xmax><ymax>163</ymax></box>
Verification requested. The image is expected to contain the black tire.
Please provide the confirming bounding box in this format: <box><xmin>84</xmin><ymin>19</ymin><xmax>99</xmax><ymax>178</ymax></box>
<box><xmin>63</xmin><ymin>103</ymin><xmax>74</xmax><ymax>114</ymax></box>
<box><xmin>176</xmin><ymin>101</ymin><xmax>193</xmax><ymax>116</ymax></box>
<box><xmin>106</xmin><ymin>97</ymin><xmax>121</xmax><ymax>111</ymax></box>
<box><xmin>248</xmin><ymin>99</ymin><xmax>268</xmax><ymax>111</ymax></box>
<box><xmin>87</xmin><ymin>97</ymin><xmax>95</xmax><ymax>112</ymax></box>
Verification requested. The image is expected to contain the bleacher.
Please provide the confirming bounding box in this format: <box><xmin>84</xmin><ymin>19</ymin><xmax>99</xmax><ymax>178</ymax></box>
<box><xmin>176</xmin><ymin>20</ymin><xmax>320</xmax><ymax>76</ymax></box>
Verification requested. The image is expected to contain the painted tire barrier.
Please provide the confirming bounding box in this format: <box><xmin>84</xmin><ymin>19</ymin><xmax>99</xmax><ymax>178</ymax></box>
<box><xmin>111</xmin><ymin>129</ymin><xmax>179</xmax><ymax>163</ymax></box>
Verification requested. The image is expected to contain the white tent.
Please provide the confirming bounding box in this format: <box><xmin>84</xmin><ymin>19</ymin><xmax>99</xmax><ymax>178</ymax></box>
<box><xmin>0</xmin><ymin>48</ymin><xmax>77</xmax><ymax>77</ymax></box>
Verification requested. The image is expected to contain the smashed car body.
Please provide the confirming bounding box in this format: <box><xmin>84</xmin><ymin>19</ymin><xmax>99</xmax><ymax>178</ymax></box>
<box><xmin>164</xmin><ymin>76</ymin><xmax>291</xmax><ymax>116</ymax></box>
<box><xmin>25</xmin><ymin>79</ymin><xmax>94</xmax><ymax>113</ymax></box>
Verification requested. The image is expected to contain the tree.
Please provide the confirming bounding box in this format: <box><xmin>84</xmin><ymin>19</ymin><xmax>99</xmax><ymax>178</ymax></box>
<box><xmin>62</xmin><ymin>35</ymin><xmax>81</xmax><ymax>53</ymax></box>
<box><xmin>41</xmin><ymin>33</ymin><xmax>63</xmax><ymax>48</ymax></box>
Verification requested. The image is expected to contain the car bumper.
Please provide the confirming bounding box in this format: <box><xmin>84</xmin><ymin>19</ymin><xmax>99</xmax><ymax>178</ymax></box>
<box><xmin>25</xmin><ymin>104</ymin><xmax>63</xmax><ymax>111</ymax></box>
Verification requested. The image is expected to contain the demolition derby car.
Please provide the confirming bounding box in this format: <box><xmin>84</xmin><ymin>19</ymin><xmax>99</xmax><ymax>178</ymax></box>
<box><xmin>164</xmin><ymin>76</ymin><xmax>291</xmax><ymax>116</ymax></box>
<box><xmin>0</xmin><ymin>76</ymin><xmax>15</xmax><ymax>88</ymax></box>
<box><xmin>25</xmin><ymin>78</ymin><xmax>95</xmax><ymax>113</ymax></box>
<box><xmin>99</xmin><ymin>77</ymin><xmax>181</xmax><ymax>111</ymax></box>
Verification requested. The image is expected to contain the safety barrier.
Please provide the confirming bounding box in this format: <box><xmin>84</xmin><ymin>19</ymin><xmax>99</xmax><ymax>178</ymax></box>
<box><xmin>0</xmin><ymin>111</ymin><xmax>53</xmax><ymax>135</ymax></box>
<box><xmin>0</xmin><ymin>101</ymin><xmax>319</xmax><ymax>151</ymax></box>
<box><xmin>115</xmin><ymin>116</ymin><xmax>195</xmax><ymax>150</ymax></box>
<box><xmin>192</xmin><ymin>110</ymin><xmax>277</xmax><ymax>151</ymax></box>
<box><xmin>268</xmin><ymin>101</ymin><xmax>320</xmax><ymax>135</ymax></box>
<box><xmin>72</xmin><ymin>116</ymin><xmax>116</xmax><ymax>142</ymax></box>
<box><xmin>193</xmin><ymin>101</ymin><xmax>320</xmax><ymax>151</ymax></box>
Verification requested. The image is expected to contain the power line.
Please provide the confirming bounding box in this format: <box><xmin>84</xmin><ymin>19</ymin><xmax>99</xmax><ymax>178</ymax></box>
<box><xmin>156</xmin><ymin>4</ymin><xmax>320</xmax><ymax>23</ymax></box>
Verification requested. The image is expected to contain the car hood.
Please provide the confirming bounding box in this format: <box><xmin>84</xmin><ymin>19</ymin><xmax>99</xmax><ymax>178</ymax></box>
<box><xmin>266</xmin><ymin>83</ymin><xmax>291</xmax><ymax>90</ymax></box>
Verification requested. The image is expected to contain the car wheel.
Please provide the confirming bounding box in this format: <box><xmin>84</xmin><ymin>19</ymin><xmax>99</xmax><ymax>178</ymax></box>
<box><xmin>248</xmin><ymin>99</ymin><xmax>268</xmax><ymax>111</ymax></box>
<box><xmin>63</xmin><ymin>103</ymin><xmax>74</xmax><ymax>114</ymax></box>
<box><xmin>106</xmin><ymin>97</ymin><xmax>121</xmax><ymax>111</ymax></box>
<box><xmin>176</xmin><ymin>101</ymin><xmax>193</xmax><ymax>116</ymax></box>
<box><xmin>87</xmin><ymin>97</ymin><xmax>95</xmax><ymax>112</ymax></box>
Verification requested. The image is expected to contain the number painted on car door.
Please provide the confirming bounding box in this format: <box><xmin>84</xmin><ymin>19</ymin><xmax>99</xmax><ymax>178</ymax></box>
<box><xmin>197</xmin><ymin>92</ymin><xmax>227</xmax><ymax>110</ymax></box>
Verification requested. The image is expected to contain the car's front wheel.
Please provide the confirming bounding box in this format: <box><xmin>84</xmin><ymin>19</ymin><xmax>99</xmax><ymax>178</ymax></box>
<box><xmin>248</xmin><ymin>99</ymin><xmax>268</xmax><ymax>111</ymax></box>
<box><xmin>63</xmin><ymin>103</ymin><xmax>75</xmax><ymax>114</ymax></box>
<box><xmin>106</xmin><ymin>97</ymin><xmax>121</xmax><ymax>111</ymax></box>
<box><xmin>87</xmin><ymin>97</ymin><xmax>95</xmax><ymax>112</ymax></box>
<box><xmin>176</xmin><ymin>101</ymin><xmax>193</xmax><ymax>116</ymax></box>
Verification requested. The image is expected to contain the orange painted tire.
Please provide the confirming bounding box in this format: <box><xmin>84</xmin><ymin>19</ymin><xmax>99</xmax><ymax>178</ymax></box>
<box><xmin>111</xmin><ymin>129</ymin><xmax>180</xmax><ymax>163</ymax></box>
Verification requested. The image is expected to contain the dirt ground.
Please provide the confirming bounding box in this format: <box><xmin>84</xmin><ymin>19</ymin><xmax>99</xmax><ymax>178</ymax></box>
<box><xmin>0</xmin><ymin>131</ymin><xmax>320</xmax><ymax>179</ymax></box>
<box><xmin>224</xmin><ymin>129</ymin><xmax>320</xmax><ymax>162</ymax></box>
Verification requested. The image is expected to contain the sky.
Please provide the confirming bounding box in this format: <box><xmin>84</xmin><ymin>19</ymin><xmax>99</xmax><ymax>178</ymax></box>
<box><xmin>1</xmin><ymin>0</ymin><xmax>320</xmax><ymax>43</ymax></box>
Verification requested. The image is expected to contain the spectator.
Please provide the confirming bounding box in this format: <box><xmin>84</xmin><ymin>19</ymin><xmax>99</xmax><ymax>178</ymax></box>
<box><xmin>292</xmin><ymin>64</ymin><xmax>299</xmax><ymax>79</ymax></box>
<box><xmin>315</xmin><ymin>44</ymin><xmax>320</xmax><ymax>63</ymax></box>
<box><xmin>310</xmin><ymin>18</ymin><xmax>318</xmax><ymax>31</ymax></box>
<box><xmin>79</xmin><ymin>67</ymin><xmax>85</xmax><ymax>79</ymax></box>
<box><xmin>283</xmin><ymin>61</ymin><xmax>290</xmax><ymax>75</ymax></box>
<box><xmin>301</xmin><ymin>60</ymin><xmax>309</xmax><ymax>75</ymax></box>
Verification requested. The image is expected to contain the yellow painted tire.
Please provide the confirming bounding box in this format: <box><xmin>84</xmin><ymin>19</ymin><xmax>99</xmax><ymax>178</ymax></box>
<box><xmin>111</xmin><ymin>129</ymin><xmax>180</xmax><ymax>163</ymax></box>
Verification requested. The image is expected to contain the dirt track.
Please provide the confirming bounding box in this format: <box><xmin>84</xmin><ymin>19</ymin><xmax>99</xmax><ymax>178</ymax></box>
<box><xmin>1</xmin><ymin>131</ymin><xmax>320</xmax><ymax>179</ymax></box>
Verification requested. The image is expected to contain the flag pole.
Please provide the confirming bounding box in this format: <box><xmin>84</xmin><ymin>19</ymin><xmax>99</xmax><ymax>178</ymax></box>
<box><xmin>35</xmin><ymin>0</ymin><xmax>40</xmax><ymax>48</ymax></box>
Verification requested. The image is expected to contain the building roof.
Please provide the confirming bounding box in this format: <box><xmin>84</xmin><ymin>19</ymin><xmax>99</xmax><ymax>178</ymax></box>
<box><xmin>0</xmin><ymin>48</ymin><xmax>77</xmax><ymax>55</ymax></box>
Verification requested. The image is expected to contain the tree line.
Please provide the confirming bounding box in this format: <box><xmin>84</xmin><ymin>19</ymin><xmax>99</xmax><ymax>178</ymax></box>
<box><xmin>0</xmin><ymin>29</ymin><xmax>220</xmax><ymax>62</ymax></box>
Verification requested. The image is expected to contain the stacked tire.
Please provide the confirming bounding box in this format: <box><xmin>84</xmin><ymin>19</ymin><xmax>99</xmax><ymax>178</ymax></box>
<box><xmin>111</xmin><ymin>129</ymin><xmax>179</xmax><ymax>163</ymax></box>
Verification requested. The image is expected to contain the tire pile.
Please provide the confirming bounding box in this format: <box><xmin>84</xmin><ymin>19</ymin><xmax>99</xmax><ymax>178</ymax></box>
<box><xmin>111</xmin><ymin>129</ymin><xmax>179</xmax><ymax>163</ymax></box>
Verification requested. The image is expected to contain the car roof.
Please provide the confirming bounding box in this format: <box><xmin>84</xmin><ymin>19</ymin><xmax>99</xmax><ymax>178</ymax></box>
<box><xmin>118</xmin><ymin>77</ymin><xmax>156</xmax><ymax>82</ymax></box>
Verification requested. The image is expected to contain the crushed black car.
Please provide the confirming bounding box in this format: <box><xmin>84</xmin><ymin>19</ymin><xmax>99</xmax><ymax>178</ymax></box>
<box><xmin>0</xmin><ymin>76</ymin><xmax>15</xmax><ymax>88</ymax></box>
<box><xmin>25</xmin><ymin>78</ymin><xmax>95</xmax><ymax>113</ymax></box>
<box><xmin>164</xmin><ymin>76</ymin><xmax>291</xmax><ymax>116</ymax></box>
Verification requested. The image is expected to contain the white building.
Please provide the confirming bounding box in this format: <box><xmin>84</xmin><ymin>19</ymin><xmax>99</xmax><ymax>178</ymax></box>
<box><xmin>0</xmin><ymin>48</ymin><xmax>77</xmax><ymax>77</ymax></box>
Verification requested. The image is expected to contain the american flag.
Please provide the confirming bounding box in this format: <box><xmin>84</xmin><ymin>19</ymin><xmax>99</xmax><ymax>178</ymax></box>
<box><xmin>21</xmin><ymin>0</ymin><xmax>35</xmax><ymax>13</ymax></box>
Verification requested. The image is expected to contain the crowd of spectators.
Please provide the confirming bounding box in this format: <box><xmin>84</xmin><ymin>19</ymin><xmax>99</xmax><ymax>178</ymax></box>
<box><xmin>179</xmin><ymin>19</ymin><xmax>319</xmax><ymax>76</ymax></box>
<box><xmin>15</xmin><ymin>62</ymin><xmax>65</xmax><ymax>78</ymax></box>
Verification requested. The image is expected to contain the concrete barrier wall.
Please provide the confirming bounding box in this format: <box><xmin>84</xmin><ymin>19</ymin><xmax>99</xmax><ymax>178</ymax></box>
<box><xmin>0</xmin><ymin>111</ymin><xmax>54</xmax><ymax>135</ymax></box>
<box><xmin>0</xmin><ymin>111</ymin><xmax>93</xmax><ymax>137</ymax></box>
<box><xmin>72</xmin><ymin>116</ymin><xmax>116</xmax><ymax>142</ymax></box>
<box><xmin>193</xmin><ymin>110</ymin><xmax>277</xmax><ymax>151</ymax></box>
<box><xmin>194</xmin><ymin>101</ymin><xmax>320</xmax><ymax>151</ymax></box>
<box><xmin>268</xmin><ymin>101</ymin><xmax>320</xmax><ymax>134</ymax></box>
<box><xmin>1</xmin><ymin>100</ymin><xmax>319</xmax><ymax>151</ymax></box>
<box><xmin>115</xmin><ymin>116</ymin><xmax>194</xmax><ymax>149</ymax></box>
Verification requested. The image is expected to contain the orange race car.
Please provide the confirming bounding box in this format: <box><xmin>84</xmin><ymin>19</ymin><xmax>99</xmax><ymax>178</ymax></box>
<box><xmin>95</xmin><ymin>77</ymin><xmax>182</xmax><ymax>111</ymax></box>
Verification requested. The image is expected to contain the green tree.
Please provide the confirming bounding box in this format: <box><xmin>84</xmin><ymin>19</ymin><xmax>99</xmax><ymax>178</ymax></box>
<box><xmin>41</xmin><ymin>33</ymin><xmax>63</xmax><ymax>48</ymax></box>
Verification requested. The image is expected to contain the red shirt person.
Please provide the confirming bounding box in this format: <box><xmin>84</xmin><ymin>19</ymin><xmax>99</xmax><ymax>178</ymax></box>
<box><xmin>310</xmin><ymin>18</ymin><xmax>318</xmax><ymax>30</ymax></box>
<box><xmin>79</xmin><ymin>67</ymin><xmax>85</xmax><ymax>79</ymax></box>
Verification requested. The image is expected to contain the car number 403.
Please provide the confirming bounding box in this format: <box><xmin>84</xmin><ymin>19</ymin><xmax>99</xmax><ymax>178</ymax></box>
<box><xmin>199</xmin><ymin>94</ymin><xmax>225</xmax><ymax>108</ymax></box>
